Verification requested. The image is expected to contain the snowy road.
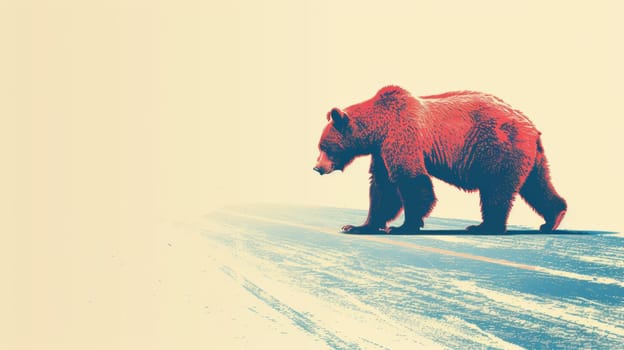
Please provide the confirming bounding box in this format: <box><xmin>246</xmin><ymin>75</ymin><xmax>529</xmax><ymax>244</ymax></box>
<box><xmin>188</xmin><ymin>204</ymin><xmax>623</xmax><ymax>349</ymax></box>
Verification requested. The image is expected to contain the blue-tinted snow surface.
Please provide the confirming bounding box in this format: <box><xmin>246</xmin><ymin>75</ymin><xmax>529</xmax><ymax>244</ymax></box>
<box><xmin>198</xmin><ymin>204</ymin><xmax>623</xmax><ymax>349</ymax></box>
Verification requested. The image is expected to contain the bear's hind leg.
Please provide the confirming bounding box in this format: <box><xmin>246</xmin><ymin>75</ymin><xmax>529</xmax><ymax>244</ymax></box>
<box><xmin>467</xmin><ymin>185</ymin><xmax>516</xmax><ymax>234</ymax></box>
<box><xmin>387</xmin><ymin>174</ymin><xmax>436</xmax><ymax>234</ymax></box>
<box><xmin>519</xmin><ymin>153</ymin><xmax>567</xmax><ymax>232</ymax></box>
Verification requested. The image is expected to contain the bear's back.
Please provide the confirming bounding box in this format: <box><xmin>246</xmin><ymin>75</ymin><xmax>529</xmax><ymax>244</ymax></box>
<box><xmin>419</xmin><ymin>91</ymin><xmax>536</xmax><ymax>129</ymax></box>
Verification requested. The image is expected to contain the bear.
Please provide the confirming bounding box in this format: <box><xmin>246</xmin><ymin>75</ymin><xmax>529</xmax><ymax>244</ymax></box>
<box><xmin>313</xmin><ymin>86</ymin><xmax>567</xmax><ymax>234</ymax></box>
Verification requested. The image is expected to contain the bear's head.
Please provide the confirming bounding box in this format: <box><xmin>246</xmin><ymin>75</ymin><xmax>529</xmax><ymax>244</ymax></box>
<box><xmin>313</xmin><ymin>107</ymin><xmax>359</xmax><ymax>175</ymax></box>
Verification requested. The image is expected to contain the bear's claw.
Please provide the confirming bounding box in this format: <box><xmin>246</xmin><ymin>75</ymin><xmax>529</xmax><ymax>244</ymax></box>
<box><xmin>540</xmin><ymin>210</ymin><xmax>566</xmax><ymax>233</ymax></box>
<box><xmin>341</xmin><ymin>224</ymin><xmax>385</xmax><ymax>234</ymax></box>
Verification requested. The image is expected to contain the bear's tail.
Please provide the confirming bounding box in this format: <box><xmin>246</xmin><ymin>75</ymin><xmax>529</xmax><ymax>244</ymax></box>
<box><xmin>519</xmin><ymin>138</ymin><xmax>567</xmax><ymax>232</ymax></box>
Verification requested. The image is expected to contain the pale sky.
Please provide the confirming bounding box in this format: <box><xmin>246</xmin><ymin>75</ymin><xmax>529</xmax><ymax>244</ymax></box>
<box><xmin>4</xmin><ymin>0</ymin><xmax>624</xmax><ymax>234</ymax></box>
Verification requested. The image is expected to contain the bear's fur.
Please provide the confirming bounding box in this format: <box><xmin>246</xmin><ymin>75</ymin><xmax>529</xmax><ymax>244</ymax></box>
<box><xmin>314</xmin><ymin>86</ymin><xmax>567</xmax><ymax>234</ymax></box>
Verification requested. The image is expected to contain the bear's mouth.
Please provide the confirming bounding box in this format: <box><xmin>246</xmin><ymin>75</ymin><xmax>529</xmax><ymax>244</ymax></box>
<box><xmin>313</xmin><ymin>166</ymin><xmax>334</xmax><ymax>175</ymax></box>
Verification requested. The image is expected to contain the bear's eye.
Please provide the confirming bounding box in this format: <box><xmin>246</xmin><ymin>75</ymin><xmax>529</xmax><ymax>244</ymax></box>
<box><xmin>320</xmin><ymin>141</ymin><xmax>343</xmax><ymax>154</ymax></box>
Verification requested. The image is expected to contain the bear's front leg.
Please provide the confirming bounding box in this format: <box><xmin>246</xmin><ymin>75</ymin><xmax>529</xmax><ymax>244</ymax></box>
<box><xmin>342</xmin><ymin>156</ymin><xmax>403</xmax><ymax>234</ymax></box>
<box><xmin>387</xmin><ymin>174</ymin><xmax>436</xmax><ymax>234</ymax></box>
<box><xmin>341</xmin><ymin>178</ymin><xmax>402</xmax><ymax>234</ymax></box>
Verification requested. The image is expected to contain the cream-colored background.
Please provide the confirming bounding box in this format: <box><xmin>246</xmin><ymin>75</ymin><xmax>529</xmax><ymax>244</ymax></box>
<box><xmin>2</xmin><ymin>0</ymin><xmax>622</xmax><ymax>348</ymax></box>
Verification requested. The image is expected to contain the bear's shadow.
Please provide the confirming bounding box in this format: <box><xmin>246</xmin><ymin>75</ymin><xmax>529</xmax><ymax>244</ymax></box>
<box><xmin>342</xmin><ymin>229</ymin><xmax>616</xmax><ymax>236</ymax></box>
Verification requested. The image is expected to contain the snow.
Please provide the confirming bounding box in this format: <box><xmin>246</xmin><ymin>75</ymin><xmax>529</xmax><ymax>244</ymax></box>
<box><xmin>190</xmin><ymin>204</ymin><xmax>624</xmax><ymax>349</ymax></box>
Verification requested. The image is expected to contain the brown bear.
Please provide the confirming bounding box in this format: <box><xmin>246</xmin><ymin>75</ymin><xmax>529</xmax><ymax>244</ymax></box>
<box><xmin>313</xmin><ymin>86</ymin><xmax>567</xmax><ymax>234</ymax></box>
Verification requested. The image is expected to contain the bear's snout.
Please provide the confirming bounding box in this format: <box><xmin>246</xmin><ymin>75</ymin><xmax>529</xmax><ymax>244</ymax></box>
<box><xmin>314</xmin><ymin>150</ymin><xmax>334</xmax><ymax>175</ymax></box>
<box><xmin>313</xmin><ymin>166</ymin><xmax>326</xmax><ymax>175</ymax></box>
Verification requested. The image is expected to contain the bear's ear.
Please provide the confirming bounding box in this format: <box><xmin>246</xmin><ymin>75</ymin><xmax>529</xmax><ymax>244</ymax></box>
<box><xmin>328</xmin><ymin>108</ymin><xmax>349</xmax><ymax>133</ymax></box>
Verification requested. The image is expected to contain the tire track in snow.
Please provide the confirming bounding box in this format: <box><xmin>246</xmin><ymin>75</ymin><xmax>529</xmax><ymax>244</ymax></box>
<box><xmin>220</xmin><ymin>265</ymin><xmax>361</xmax><ymax>350</ymax></box>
